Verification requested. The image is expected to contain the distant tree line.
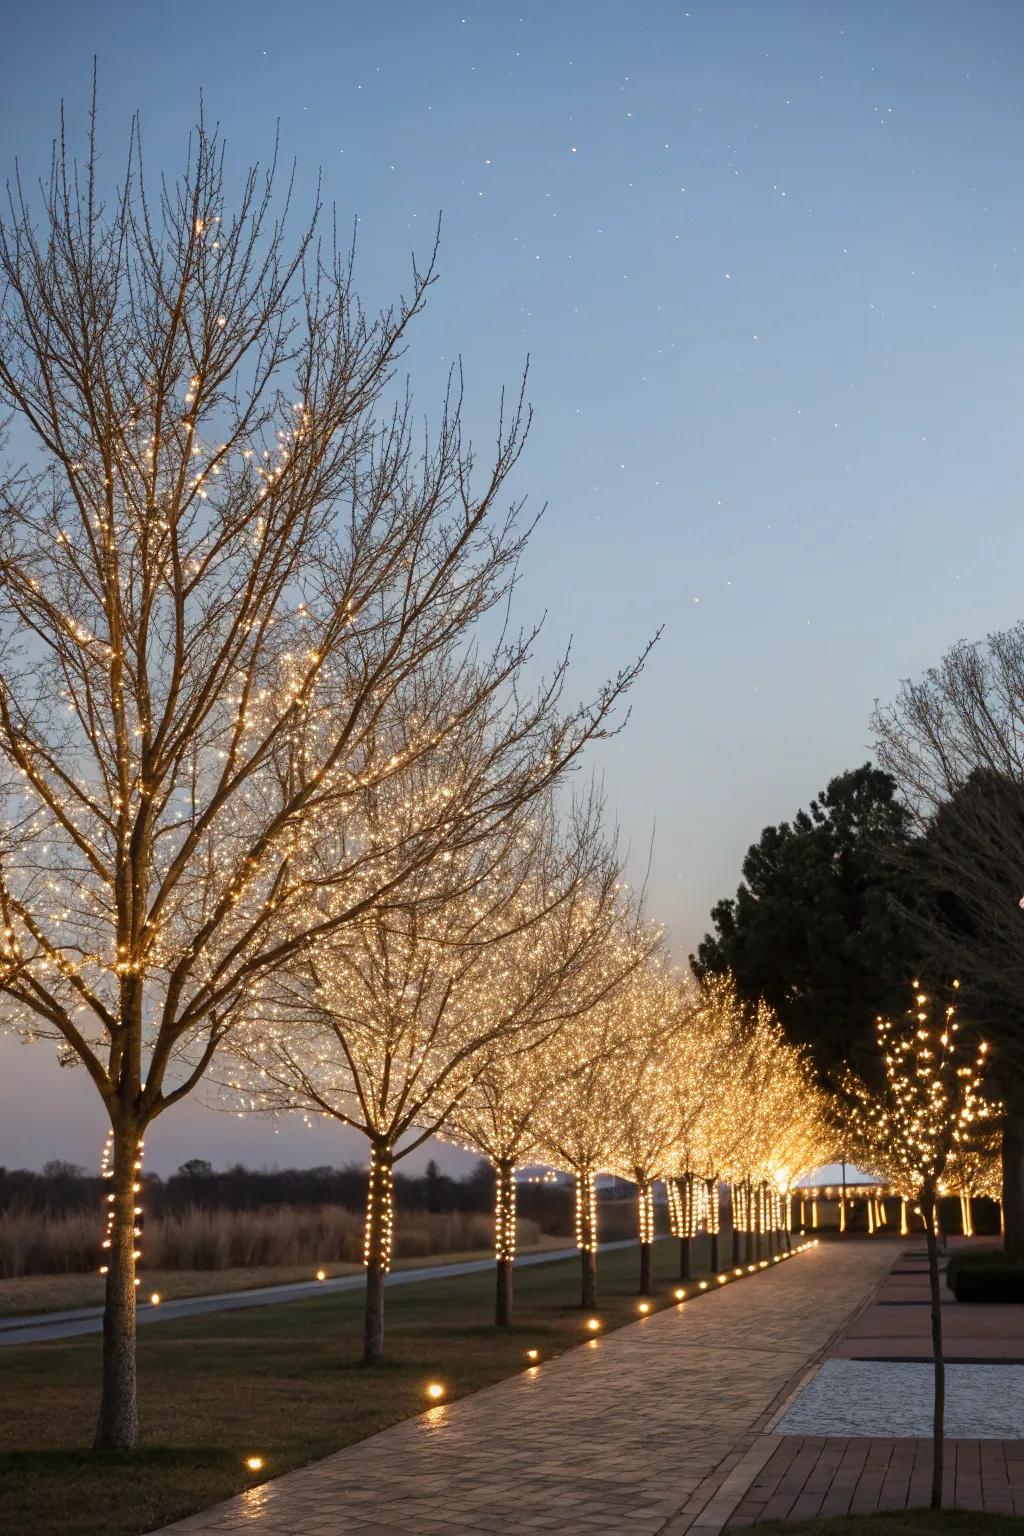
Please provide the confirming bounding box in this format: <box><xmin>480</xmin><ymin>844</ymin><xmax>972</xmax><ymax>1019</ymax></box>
<box><xmin>0</xmin><ymin>1156</ymin><xmax>575</xmax><ymax>1234</ymax></box>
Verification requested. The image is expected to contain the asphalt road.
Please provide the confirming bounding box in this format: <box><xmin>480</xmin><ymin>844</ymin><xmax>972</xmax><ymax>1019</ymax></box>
<box><xmin>0</xmin><ymin>1237</ymin><xmax>641</xmax><ymax>1347</ymax></box>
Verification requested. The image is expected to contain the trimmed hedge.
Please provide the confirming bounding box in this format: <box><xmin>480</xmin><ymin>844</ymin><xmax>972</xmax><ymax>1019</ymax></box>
<box><xmin>946</xmin><ymin>1249</ymin><xmax>1024</xmax><ymax>1303</ymax></box>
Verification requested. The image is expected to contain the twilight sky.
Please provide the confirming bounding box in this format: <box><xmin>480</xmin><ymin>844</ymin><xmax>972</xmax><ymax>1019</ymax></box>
<box><xmin>1</xmin><ymin>0</ymin><xmax>1022</xmax><ymax>1174</ymax></box>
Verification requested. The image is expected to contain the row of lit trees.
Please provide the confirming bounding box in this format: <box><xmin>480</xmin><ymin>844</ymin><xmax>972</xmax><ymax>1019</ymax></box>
<box><xmin>0</xmin><ymin>96</ymin><xmax>828</xmax><ymax>1459</ymax></box>
<box><xmin>454</xmin><ymin>967</ymin><xmax>830</xmax><ymax>1321</ymax></box>
<box><xmin>228</xmin><ymin>921</ymin><xmax>830</xmax><ymax>1359</ymax></box>
<box><xmin>0</xmin><ymin>102</ymin><xmax>654</xmax><ymax>1450</ymax></box>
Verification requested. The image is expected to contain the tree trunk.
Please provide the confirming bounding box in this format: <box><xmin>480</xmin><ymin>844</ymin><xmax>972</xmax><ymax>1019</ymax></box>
<box><xmin>637</xmin><ymin>1177</ymin><xmax>654</xmax><ymax>1296</ymax></box>
<box><xmin>576</xmin><ymin>1168</ymin><xmax>598</xmax><ymax>1309</ymax></box>
<box><xmin>363</xmin><ymin>1142</ymin><xmax>394</xmax><ymax>1364</ymax></box>
<box><xmin>704</xmin><ymin>1177</ymin><xmax>720</xmax><ymax>1273</ymax></box>
<box><xmin>1003</xmin><ymin>1104</ymin><xmax>1024</xmax><ymax>1261</ymax></box>
<box><xmin>639</xmin><ymin>1240</ymin><xmax>653</xmax><ymax>1296</ymax></box>
<box><xmin>94</xmin><ymin>1120</ymin><xmax>142</xmax><ymax>1451</ymax></box>
<box><xmin>581</xmin><ymin>1246</ymin><xmax>598</xmax><ymax>1310</ymax></box>
<box><xmin>679</xmin><ymin>1235</ymin><xmax>691</xmax><ymax>1280</ymax></box>
<box><xmin>496</xmin><ymin>1257</ymin><xmax>513</xmax><ymax>1327</ymax></box>
<box><xmin>494</xmin><ymin>1157</ymin><xmax>516</xmax><ymax>1326</ymax></box>
<box><xmin>924</xmin><ymin>1193</ymin><xmax>945</xmax><ymax>1510</ymax></box>
<box><xmin>729</xmin><ymin>1182</ymin><xmax>741</xmax><ymax>1266</ymax></box>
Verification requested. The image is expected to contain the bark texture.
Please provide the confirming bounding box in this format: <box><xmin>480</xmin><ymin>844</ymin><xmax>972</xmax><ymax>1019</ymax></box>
<box><xmin>639</xmin><ymin>1241</ymin><xmax>653</xmax><ymax>1296</ymax></box>
<box><xmin>679</xmin><ymin>1235</ymin><xmax>692</xmax><ymax>1281</ymax></box>
<box><xmin>94</xmin><ymin>1122</ymin><xmax>141</xmax><ymax>1451</ymax></box>
<box><xmin>581</xmin><ymin>1246</ymin><xmax>598</xmax><ymax>1311</ymax></box>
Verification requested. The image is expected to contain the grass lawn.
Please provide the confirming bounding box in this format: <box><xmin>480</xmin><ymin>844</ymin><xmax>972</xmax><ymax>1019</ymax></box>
<box><xmin>755</xmin><ymin>1515</ymin><xmax>1024</xmax><ymax>1534</ymax></box>
<box><xmin>0</xmin><ymin>1232</ymin><xmax>752</xmax><ymax>1536</ymax></box>
<box><xmin>0</xmin><ymin>1238</ymin><xmax>568</xmax><ymax>1318</ymax></box>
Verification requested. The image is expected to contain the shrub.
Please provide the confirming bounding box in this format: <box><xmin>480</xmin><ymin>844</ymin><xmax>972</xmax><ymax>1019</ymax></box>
<box><xmin>947</xmin><ymin>1250</ymin><xmax>1024</xmax><ymax>1304</ymax></box>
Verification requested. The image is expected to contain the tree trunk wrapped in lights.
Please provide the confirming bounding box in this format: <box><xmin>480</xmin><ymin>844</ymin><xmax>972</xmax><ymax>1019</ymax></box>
<box><xmin>0</xmin><ymin>95</ymin><xmax>652</xmax><ymax>1449</ymax></box>
<box><xmin>636</xmin><ymin>1178</ymin><xmax>656</xmax><ymax>1296</ymax></box>
<box><xmin>363</xmin><ymin>1143</ymin><xmax>394</xmax><ymax>1362</ymax></box>
<box><xmin>577</xmin><ymin>1167</ymin><xmax>599</xmax><ymax>1310</ymax></box>
<box><xmin>705</xmin><ymin>1178</ymin><xmax>721</xmax><ymax>1272</ymax></box>
<box><xmin>95</xmin><ymin>1125</ymin><xmax>144</xmax><ymax>1450</ymax></box>
<box><xmin>493</xmin><ymin>1158</ymin><xmax>517</xmax><ymax>1327</ymax></box>
<box><xmin>671</xmin><ymin>1172</ymin><xmax>699</xmax><ymax>1280</ymax></box>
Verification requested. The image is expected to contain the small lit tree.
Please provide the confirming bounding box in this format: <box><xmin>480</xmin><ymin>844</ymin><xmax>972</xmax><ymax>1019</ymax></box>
<box><xmin>846</xmin><ymin>983</ymin><xmax>991</xmax><ymax>1509</ymax></box>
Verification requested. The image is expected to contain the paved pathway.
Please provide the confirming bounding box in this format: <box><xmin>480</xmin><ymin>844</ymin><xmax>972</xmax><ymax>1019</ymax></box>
<box><xmin>157</xmin><ymin>1240</ymin><xmax>894</xmax><ymax>1536</ymax></box>
<box><xmin>0</xmin><ymin>1240</ymin><xmax>639</xmax><ymax>1348</ymax></box>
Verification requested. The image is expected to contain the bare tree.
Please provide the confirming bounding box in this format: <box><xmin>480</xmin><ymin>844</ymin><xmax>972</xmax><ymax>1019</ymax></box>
<box><xmin>873</xmin><ymin>624</ymin><xmax>1024</xmax><ymax>1256</ymax></box>
<box><xmin>0</xmin><ymin>98</ymin><xmax>649</xmax><ymax>1448</ymax></box>
<box><xmin>445</xmin><ymin>843</ymin><xmax>649</xmax><ymax>1327</ymax></box>
<box><xmin>227</xmin><ymin>789</ymin><xmax>629</xmax><ymax>1362</ymax></box>
<box><xmin>534</xmin><ymin>984</ymin><xmax>639</xmax><ymax>1311</ymax></box>
<box><xmin>606</xmin><ymin>967</ymin><xmax>690</xmax><ymax>1296</ymax></box>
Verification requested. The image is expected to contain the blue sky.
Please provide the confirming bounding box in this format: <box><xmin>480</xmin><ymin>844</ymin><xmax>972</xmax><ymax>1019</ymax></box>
<box><xmin>1</xmin><ymin>1</ymin><xmax>1022</xmax><ymax>1173</ymax></box>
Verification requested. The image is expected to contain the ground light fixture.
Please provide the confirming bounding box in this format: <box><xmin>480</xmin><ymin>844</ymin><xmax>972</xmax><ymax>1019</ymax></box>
<box><xmin>637</xmin><ymin>1301</ymin><xmax>651</xmax><ymax>1315</ymax></box>
<box><xmin>586</xmin><ymin>1317</ymin><xmax>601</xmax><ymax>1332</ymax></box>
<box><xmin>245</xmin><ymin>1456</ymin><xmax>264</xmax><ymax>1473</ymax></box>
<box><xmin>698</xmin><ymin>1280</ymin><xmax>708</xmax><ymax>1290</ymax></box>
<box><xmin>149</xmin><ymin>1292</ymin><xmax>161</xmax><ymax>1305</ymax></box>
<box><xmin>426</xmin><ymin>1382</ymin><xmax>445</xmax><ymax>1401</ymax></box>
<box><xmin>525</xmin><ymin>1348</ymin><xmax>540</xmax><ymax>1362</ymax></box>
<box><xmin>674</xmin><ymin>1287</ymin><xmax>686</xmax><ymax>1300</ymax></box>
<box><xmin>315</xmin><ymin>1269</ymin><xmax>326</xmax><ymax>1281</ymax></box>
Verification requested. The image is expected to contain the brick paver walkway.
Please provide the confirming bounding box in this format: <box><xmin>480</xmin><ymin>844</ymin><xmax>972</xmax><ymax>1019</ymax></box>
<box><xmin>728</xmin><ymin>1435</ymin><xmax>1024</xmax><ymax>1525</ymax></box>
<box><xmin>157</xmin><ymin>1241</ymin><xmax>893</xmax><ymax>1536</ymax></box>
